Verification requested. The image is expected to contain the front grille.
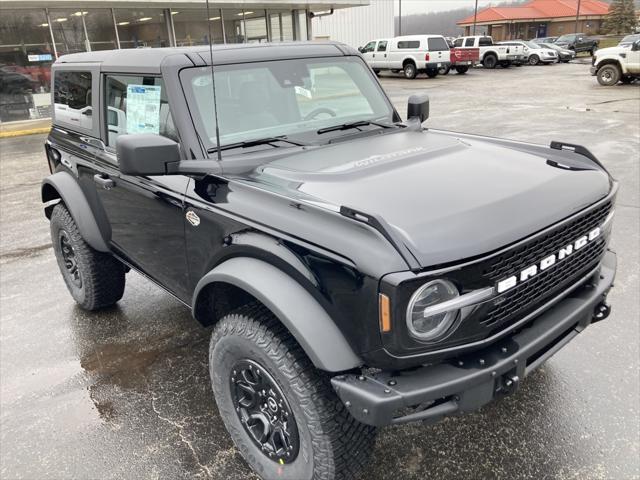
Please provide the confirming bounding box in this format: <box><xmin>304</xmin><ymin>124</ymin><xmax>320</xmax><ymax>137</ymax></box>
<box><xmin>480</xmin><ymin>200</ymin><xmax>612</xmax><ymax>329</ymax></box>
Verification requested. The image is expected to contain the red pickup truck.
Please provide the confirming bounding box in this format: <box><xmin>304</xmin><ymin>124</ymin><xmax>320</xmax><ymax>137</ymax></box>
<box><xmin>439</xmin><ymin>47</ymin><xmax>480</xmax><ymax>75</ymax></box>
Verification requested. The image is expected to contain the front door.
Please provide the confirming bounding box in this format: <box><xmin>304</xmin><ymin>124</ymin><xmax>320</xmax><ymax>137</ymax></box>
<box><xmin>360</xmin><ymin>40</ymin><xmax>377</xmax><ymax>67</ymax></box>
<box><xmin>90</xmin><ymin>73</ymin><xmax>191</xmax><ymax>302</ymax></box>
<box><xmin>374</xmin><ymin>41</ymin><xmax>389</xmax><ymax>69</ymax></box>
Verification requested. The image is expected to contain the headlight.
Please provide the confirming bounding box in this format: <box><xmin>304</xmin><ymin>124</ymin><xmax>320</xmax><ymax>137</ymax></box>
<box><xmin>406</xmin><ymin>279</ymin><xmax>459</xmax><ymax>341</ymax></box>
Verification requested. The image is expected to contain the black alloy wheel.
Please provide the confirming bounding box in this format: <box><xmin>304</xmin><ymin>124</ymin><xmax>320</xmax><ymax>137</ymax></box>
<box><xmin>59</xmin><ymin>230</ymin><xmax>82</xmax><ymax>288</ymax></box>
<box><xmin>230</xmin><ymin>359</ymin><xmax>300</xmax><ymax>464</ymax></box>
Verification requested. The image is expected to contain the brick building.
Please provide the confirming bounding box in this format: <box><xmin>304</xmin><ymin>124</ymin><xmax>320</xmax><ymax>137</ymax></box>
<box><xmin>457</xmin><ymin>0</ymin><xmax>610</xmax><ymax>40</ymax></box>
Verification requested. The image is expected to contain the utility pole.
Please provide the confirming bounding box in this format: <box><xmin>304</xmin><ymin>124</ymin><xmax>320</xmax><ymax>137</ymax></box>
<box><xmin>574</xmin><ymin>0</ymin><xmax>581</xmax><ymax>33</ymax></box>
<box><xmin>398</xmin><ymin>0</ymin><xmax>402</xmax><ymax>36</ymax></box>
<box><xmin>472</xmin><ymin>0</ymin><xmax>479</xmax><ymax>35</ymax></box>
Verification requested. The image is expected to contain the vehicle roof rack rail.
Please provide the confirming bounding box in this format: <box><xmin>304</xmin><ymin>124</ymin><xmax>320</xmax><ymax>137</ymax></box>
<box><xmin>339</xmin><ymin>206</ymin><xmax>421</xmax><ymax>270</ymax></box>
<box><xmin>550</xmin><ymin>141</ymin><xmax>605</xmax><ymax>170</ymax></box>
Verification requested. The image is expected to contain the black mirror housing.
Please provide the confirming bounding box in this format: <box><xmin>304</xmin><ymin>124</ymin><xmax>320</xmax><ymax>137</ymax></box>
<box><xmin>116</xmin><ymin>134</ymin><xmax>181</xmax><ymax>176</ymax></box>
<box><xmin>407</xmin><ymin>93</ymin><xmax>430</xmax><ymax>123</ymax></box>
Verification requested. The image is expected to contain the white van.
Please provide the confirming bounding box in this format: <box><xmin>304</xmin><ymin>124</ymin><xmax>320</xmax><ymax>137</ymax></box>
<box><xmin>359</xmin><ymin>35</ymin><xmax>451</xmax><ymax>79</ymax></box>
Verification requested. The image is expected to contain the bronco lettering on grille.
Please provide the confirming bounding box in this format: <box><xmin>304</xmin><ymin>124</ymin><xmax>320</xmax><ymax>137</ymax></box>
<box><xmin>496</xmin><ymin>227</ymin><xmax>601</xmax><ymax>294</ymax></box>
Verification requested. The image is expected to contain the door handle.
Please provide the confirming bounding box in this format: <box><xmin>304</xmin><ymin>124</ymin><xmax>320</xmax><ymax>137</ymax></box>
<box><xmin>94</xmin><ymin>174</ymin><xmax>115</xmax><ymax>190</ymax></box>
<box><xmin>372</xmin><ymin>54</ymin><xmax>376</xmax><ymax>57</ymax></box>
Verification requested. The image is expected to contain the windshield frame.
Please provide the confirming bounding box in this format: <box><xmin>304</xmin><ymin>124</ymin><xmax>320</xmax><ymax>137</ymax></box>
<box><xmin>180</xmin><ymin>55</ymin><xmax>399</xmax><ymax>156</ymax></box>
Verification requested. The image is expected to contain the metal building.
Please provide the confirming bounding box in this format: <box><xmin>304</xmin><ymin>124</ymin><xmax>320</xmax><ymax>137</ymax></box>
<box><xmin>312</xmin><ymin>0</ymin><xmax>394</xmax><ymax>48</ymax></box>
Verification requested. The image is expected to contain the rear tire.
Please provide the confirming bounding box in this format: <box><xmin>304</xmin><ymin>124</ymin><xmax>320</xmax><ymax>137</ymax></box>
<box><xmin>597</xmin><ymin>64</ymin><xmax>621</xmax><ymax>86</ymax></box>
<box><xmin>426</xmin><ymin>68</ymin><xmax>438</xmax><ymax>78</ymax></box>
<box><xmin>437</xmin><ymin>65</ymin><xmax>450</xmax><ymax>75</ymax></box>
<box><xmin>209</xmin><ymin>303</ymin><xmax>376</xmax><ymax>480</ymax></box>
<box><xmin>455</xmin><ymin>66</ymin><xmax>469</xmax><ymax>74</ymax></box>
<box><xmin>500</xmin><ymin>61</ymin><xmax>511</xmax><ymax>68</ymax></box>
<box><xmin>483</xmin><ymin>54</ymin><xmax>497</xmax><ymax>69</ymax></box>
<box><xmin>403</xmin><ymin>62</ymin><xmax>417</xmax><ymax>79</ymax></box>
<box><xmin>50</xmin><ymin>203</ymin><xmax>125</xmax><ymax>310</ymax></box>
<box><xmin>372</xmin><ymin>68</ymin><xmax>381</xmax><ymax>76</ymax></box>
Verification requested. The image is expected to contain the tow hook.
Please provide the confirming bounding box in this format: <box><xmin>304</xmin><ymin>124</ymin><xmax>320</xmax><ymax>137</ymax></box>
<box><xmin>592</xmin><ymin>302</ymin><xmax>611</xmax><ymax>323</ymax></box>
<box><xmin>501</xmin><ymin>374</ymin><xmax>520</xmax><ymax>396</ymax></box>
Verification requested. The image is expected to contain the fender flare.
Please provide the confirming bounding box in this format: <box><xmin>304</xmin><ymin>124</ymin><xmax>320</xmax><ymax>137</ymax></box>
<box><xmin>193</xmin><ymin>257</ymin><xmax>363</xmax><ymax>372</ymax></box>
<box><xmin>41</xmin><ymin>171</ymin><xmax>110</xmax><ymax>252</ymax></box>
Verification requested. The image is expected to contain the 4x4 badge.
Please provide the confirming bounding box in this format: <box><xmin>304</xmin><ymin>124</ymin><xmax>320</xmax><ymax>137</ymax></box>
<box><xmin>186</xmin><ymin>211</ymin><xmax>200</xmax><ymax>226</ymax></box>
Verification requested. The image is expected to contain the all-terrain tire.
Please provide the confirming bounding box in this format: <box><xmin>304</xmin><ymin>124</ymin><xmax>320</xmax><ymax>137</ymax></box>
<box><xmin>597</xmin><ymin>64</ymin><xmax>621</xmax><ymax>86</ymax></box>
<box><xmin>209</xmin><ymin>303</ymin><xmax>376</xmax><ymax>480</ymax></box>
<box><xmin>50</xmin><ymin>203</ymin><xmax>125</xmax><ymax>310</ymax></box>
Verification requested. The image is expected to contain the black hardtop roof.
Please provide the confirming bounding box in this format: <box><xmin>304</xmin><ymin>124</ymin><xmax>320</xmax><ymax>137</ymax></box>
<box><xmin>54</xmin><ymin>42</ymin><xmax>358</xmax><ymax>74</ymax></box>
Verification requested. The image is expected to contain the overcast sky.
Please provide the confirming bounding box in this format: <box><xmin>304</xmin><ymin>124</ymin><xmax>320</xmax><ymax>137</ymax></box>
<box><xmin>396</xmin><ymin>0</ymin><xmax>522</xmax><ymax>15</ymax></box>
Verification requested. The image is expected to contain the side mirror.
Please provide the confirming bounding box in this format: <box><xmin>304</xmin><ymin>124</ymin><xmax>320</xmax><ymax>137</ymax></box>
<box><xmin>116</xmin><ymin>134</ymin><xmax>180</xmax><ymax>176</ymax></box>
<box><xmin>358</xmin><ymin>46</ymin><xmax>364</xmax><ymax>53</ymax></box>
<box><xmin>407</xmin><ymin>93</ymin><xmax>430</xmax><ymax>123</ymax></box>
<box><xmin>633</xmin><ymin>40</ymin><xmax>640</xmax><ymax>51</ymax></box>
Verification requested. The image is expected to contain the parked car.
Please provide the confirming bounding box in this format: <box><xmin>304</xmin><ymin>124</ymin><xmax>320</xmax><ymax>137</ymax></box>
<box><xmin>619</xmin><ymin>33</ymin><xmax>640</xmax><ymax>47</ymax></box>
<box><xmin>591</xmin><ymin>38</ymin><xmax>640</xmax><ymax>85</ymax></box>
<box><xmin>534</xmin><ymin>36</ymin><xmax>558</xmax><ymax>44</ymax></box>
<box><xmin>555</xmin><ymin>33</ymin><xmax>599</xmax><ymax>55</ymax></box>
<box><xmin>360</xmin><ymin>35</ymin><xmax>451</xmax><ymax>79</ymax></box>
<box><xmin>439</xmin><ymin>41</ymin><xmax>480</xmax><ymax>74</ymax></box>
<box><xmin>439</xmin><ymin>47</ymin><xmax>479</xmax><ymax>74</ymax></box>
<box><xmin>43</xmin><ymin>42</ymin><xmax>617</xmax><ymax>480</ymax></box>
<box><xmin>499</xmin><ymin>40</ymin><xmax>558</xmax><ymax>65</ymax></box>
<box><xmin>537</xmin><ymin>42</ymin><xmax>576</xmax><ymax>62</ymax></box>
<box><xmin>456</xmin><ymin>35</ymin><xmax>525</xmax><ymax>68</ymax></box>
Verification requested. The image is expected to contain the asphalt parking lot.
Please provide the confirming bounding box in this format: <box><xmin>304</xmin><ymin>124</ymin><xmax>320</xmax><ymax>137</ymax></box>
<box><xmin>1</xmin><ymin>61</ymin><xmax>639</xmax><ymax>480</ymax></box>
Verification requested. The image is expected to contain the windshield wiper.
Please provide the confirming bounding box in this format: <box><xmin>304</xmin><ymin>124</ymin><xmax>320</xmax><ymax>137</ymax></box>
<box><xmin>316</xmin><ymin>120</ymin><xmax>400</xmax><ymax>135</ymax></box>
<box><xmin>208</xmin><ymin>136</ymin><xmax>307</xmax><ymax>153</ymax></box>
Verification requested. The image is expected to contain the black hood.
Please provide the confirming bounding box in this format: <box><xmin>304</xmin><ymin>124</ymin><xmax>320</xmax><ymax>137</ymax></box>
<box><xmin>242</xmin><ymin>129</ymin><xmax>611</xmax><ymax>267</ymax></box>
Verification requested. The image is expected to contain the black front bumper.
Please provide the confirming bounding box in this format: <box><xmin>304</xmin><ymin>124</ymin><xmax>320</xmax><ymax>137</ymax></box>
<box><xmin>332</xmin><ymin>250</ymin><xmax>616</xmax><ymax>427</ymax></box>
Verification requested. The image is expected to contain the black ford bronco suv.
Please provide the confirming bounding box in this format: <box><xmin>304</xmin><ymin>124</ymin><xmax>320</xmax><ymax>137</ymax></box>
<box><xmin>43</xmin><ymin>43</ymin><xmax>617</xmax><ymax>480</ymax></box>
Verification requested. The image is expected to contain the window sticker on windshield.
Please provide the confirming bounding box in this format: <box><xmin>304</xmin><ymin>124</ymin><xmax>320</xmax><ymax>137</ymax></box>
<box><xmin>126</xmin><ymin>85</ymin><xmax>161</xmax><ymax>134</ymax></box>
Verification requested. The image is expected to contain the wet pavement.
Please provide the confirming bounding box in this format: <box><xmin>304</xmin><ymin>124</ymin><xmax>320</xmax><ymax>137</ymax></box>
<box><xmin>1</xmin><ymin>62</ymin><xmax>639</xmax><ymax>480</ymax></box>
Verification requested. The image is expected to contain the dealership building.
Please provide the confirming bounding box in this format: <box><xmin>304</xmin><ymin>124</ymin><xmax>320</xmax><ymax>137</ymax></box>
<box><xmin>0</xmin><ymin>0</ymin><xmax>370</xmax><ymax>124</ymax></box>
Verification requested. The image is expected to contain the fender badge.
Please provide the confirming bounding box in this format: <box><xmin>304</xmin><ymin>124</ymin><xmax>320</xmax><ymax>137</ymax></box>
<box><xmin>186</xmin><ymin>210</ymin><xmax>200</xmax><ymax>227</ymax></box>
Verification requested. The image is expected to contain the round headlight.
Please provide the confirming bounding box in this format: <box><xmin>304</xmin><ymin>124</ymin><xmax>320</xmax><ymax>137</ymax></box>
<box><xmin>406</xmin><ymin>279</ymin><xmax>459</xmax><ymax>341</ymax></box>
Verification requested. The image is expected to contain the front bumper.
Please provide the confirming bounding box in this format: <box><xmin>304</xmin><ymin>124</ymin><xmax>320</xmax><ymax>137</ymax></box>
<box><xmin>332</xmin><ymin>250</ymin><xmax>616</xmax><ymax>427</ymax></box>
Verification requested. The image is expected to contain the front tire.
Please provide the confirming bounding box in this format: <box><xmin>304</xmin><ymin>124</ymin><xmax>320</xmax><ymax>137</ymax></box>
<box><xmin>528</xmin><ymin>54</ymin><xmax>540</xmax><ymax>66</ymax></box>
<box><xmin>597</xmin><ymin>64</ymin><xmax>621</xmax><ymax>86</ymax></box>
<box><xmin>50</xmin><ymin>203</ymin><xmax>125</xmax><ymax>310</ymax></box>
<box><xmin>209</xmin><ymin>304</ymin><xmax>376</xmax><ymax>480</ymax></box>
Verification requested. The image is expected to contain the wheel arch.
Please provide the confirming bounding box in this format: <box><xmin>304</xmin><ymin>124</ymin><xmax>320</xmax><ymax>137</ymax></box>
<box><xmin>42</xmin><ymin>171</ymin><xmax>110</xmax><ymax>252</ymax></box>
<box><xmin>193</xmin><ymin>257</ymin><xmax>363</xmax><ymax>372</ymax></box>
<box><xmin>596</xmin><ymin>58</ymin><xmax>623</xmax><ymax>72</ymax></box>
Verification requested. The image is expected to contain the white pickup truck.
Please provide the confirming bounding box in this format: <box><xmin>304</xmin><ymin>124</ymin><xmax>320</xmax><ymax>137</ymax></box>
<box><xmin>455</xmin><ymin>35</ymin><xmax>525</xmax><ymax>69</ymax></box>
<box><xmin>590</xmin><ymin>37</ymin><xmax>640</xmax><ymax>86</ymax></box>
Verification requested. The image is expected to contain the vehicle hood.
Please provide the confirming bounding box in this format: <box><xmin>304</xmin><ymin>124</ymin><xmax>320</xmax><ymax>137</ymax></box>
<box><xmin>595</xmin><ymin>45</ymin><xmax>629</xmax><ymax>57</ymax></box>
<box><xmin>243</xmin><ymin>129</ymin><xmax>611</xmax><ymax>268</ymax></box>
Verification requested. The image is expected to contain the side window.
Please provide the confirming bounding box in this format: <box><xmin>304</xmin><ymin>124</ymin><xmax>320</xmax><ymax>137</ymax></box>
<box><xmin>465</xmin><ymin>38</ymin><xmax>475</xmax><ymax>47</ymax></box>
<box><xmin>454</xmin><ymin>38</ymin><xmax>463</xmax><ymax>47</ymax></box>
<box><xmin>361</xmin><ymin>41</ymin><xmax>376</xmax><ymax>53</ymax></box>
<box><xmin>377</xmin><ymin>41</ymin><xmax>388</xmax><ymax>52</ymax></box>
<box><xmin>397</xmin><ymin>41</ymin><xmax>420</xmax><ymax>49</ymax></box>
<box><xmin>53</xmin><ymin>71</ymin><xmax>93</xmax><ymax>131</ymax></box>
<box><xmin>479</xmin><ymin>37</ymin><xmax>492</xmax><ymax>47</ymax></box>
<box><xmin>104</xmin><ymin>75</ymin><xmax>177</xmax><ymax>148</ymax></box>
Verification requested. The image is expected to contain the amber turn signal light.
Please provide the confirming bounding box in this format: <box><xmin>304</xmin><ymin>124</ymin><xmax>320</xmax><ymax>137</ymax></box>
<box><xmin>379</xmin><ymin>293</ymin><xmax>391</xmax><ymax>333</ymax></box>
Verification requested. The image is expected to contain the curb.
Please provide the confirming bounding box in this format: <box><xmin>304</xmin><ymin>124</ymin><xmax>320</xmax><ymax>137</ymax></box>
<box><xmin>0</xmin><ymin>127</ymin><xmax>51</xmax><ymax>139</ymax></box>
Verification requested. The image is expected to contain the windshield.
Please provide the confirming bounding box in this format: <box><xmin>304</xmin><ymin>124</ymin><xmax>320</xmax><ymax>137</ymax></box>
<box><xmin>525</xmin><ymin>41</ymin><xmax>541</xmax><ymax>49</ymax></box>
<box><xmin>620</xmin><ymin>34</ymin><xmax>640</xmax><ymax>44</ymax></box>
<box><xmin>556</xmin><ymin>34</ymin><xmax>575</xmax><ymax>42</ymax></box>
<box><xmin>182</xmin><ymin>57</ymin><xmax>394</xmax><ymax>150</ymax></box>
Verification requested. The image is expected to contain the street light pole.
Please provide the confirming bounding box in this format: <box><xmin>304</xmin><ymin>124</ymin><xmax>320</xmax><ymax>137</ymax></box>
<box><xmin>472</xmin><ymin>0</ymin><xmax>479</xmax><ymax>35</ymax></box>
<box><xmin>398</xmin><ymin>0</ymin><xmax>402</xmax><ymax>36</ymax></box>
<box><xmin>574</xmin><ymin>0</ymin><xmax>581</xmax><ymax>33</ymax></box>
